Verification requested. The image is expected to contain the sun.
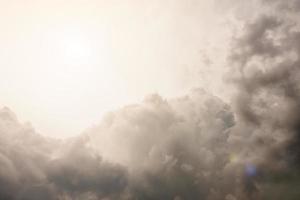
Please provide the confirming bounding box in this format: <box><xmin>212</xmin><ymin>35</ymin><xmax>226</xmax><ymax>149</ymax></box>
<box><xmin>61</xmin><ymin>34</ymin><xmax>92</xmax><ymax>63</ymax></box>
<box><xmin>41</xmin><ymin>25</ymin><xmax>116</xmax><ymax>95</ymax></box>
<box><xmin>23</xmin><ymin>25</ymin><xmax>121</xmax><ymax>137</ymax></box>
<box><xmin>53</xmin><ymin>27</ymin><xmax>94</xmax><ymax>65</ymax></box>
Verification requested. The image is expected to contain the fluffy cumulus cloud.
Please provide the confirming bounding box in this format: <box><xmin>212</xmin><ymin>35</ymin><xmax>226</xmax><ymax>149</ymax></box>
<box><xmin>0</xmin><ymin>90</ymin><xmax>239</xmax><ymax>200</ymax></box>
<box><xmin>86</xmin><ymin>89</ymin><xmax>238</xmax><ymax>199</ymax></box>
<box><xmin>0</xmin><ymin>107</ymin><xmax>129</xmax><ymax>200</ymax></box>
<box><xmin>1</xmin><ymin>0</ymin><xmax>300</xmax><ymax>199</ymax></box>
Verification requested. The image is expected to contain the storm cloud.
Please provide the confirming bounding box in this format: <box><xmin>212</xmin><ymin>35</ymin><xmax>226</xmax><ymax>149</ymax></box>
<box><xmin>228</xmin><ymin>0</ymin><xmax>300</xmax><ymax>199</ymax></box>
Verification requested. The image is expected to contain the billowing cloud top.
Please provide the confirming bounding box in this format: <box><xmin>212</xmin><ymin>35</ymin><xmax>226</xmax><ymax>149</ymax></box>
<box><xmin>1</xmin><ymin>0</ymin><xmax>300</xmax><ymax>200</ymax></box>
<box><xmin>0</xmin><ymin>90</ymin><xmax>237</xmax><ymax>200</ymax></box>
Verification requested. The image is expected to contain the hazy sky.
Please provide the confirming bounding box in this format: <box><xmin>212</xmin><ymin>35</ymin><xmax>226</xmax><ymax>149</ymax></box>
<box><xmin>0</xmin><ymin>0</ymin><xmax>231</xmax><ymax>137</ymax></box>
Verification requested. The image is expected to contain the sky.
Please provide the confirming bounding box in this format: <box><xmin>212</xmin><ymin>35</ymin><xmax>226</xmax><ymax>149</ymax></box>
<box><xmin>0</xmin><ymin>0</ymin><xmax>231</xmax><ymax>137</ymax></box>
<box><xmin>1</xmin><ymin>0</ymin><xmax>300</xmax><ymax>200</ymax></box>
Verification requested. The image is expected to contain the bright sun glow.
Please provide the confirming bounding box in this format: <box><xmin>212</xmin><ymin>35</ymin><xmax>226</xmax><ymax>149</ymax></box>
<box><xmin>20</xmin><ymin>25</ymin><xmax>124</xmax><ymax>137</ymax></box>
<box><xmin>49</xmin><ymin>27</ymin><xmax>99</xmax><ymax>65</ymax></box>
<box><xmin>0</xmin><ymin>0</ymin><xmax>224</xmax><ymax>138</ymax></box>
<box><xmin>61</xmin><ymin>33</ymin><xmax>92</xmax><ymax>64</ymax></box>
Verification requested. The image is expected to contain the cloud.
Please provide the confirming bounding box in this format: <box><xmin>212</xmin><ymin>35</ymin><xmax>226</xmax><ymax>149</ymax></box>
<box><xmin>0</xmin><ymin>1</ymin><xmax>300</xmax><ymax>199</ymax></box>
<box><xmin>0</xmin><ymin>89</ymin><xmax>248</xmax><ymax>200</ymax></box>
<box><xmin>86</xmin><ymin>89</ymin><xmax>239</xmax><ymax>199</ymax></box>
<box><xmin>0</xmin><ymin>107</ymin><xmax>128</xmax><ymax>200</ymax></box>
<box><xmin>263</xmin><ymin>0</ymin><xmax>300</xmax><ymax>12</ymax></box>
<box><xmin>227</xmin><ymin>0</ymin><xmax>300</xmax><ymax>199</ymax></box>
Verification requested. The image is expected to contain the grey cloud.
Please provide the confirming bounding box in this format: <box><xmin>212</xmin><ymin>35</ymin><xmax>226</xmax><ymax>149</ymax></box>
<box><xmin>86</xmin><ymin>89</ymin><xmax>250</xmax><ymax>200</ymax></box>
<box><xmin>0</xmin><ymin>89</ymin><xmax>251</xmax><ymax>200</ymax></box>
<box><xmin>0</xmin><ymin>107</ymin><xmax>129</xmax><ymax>200</ymax></box>
<box><xmin>1</xmin><ymin>79</ymin><xmax>297</xmax><ymax>199</ymax></box>
<box><xmin>1</xmin><ymin>76</ymin><xmax>294</xmax><ymax>199</ymax></box>
<box><xmin>263</xmin><ymin>0</ymin><xmax>300</xmax><ymax>12</ymax></box>
<box><xmin>228</xmin><ymin>0</ymin><xmax>300</xmax><ymax>199</ymax></box>
<box><xmin>230</xmin><ymin>15</ymin><xmax>282</xmax><ymax>67</ymax></box>
<box><xmin>47</xmin><ymin>138</ymin><xmax>128</xmax><ymax>199</ymax></box>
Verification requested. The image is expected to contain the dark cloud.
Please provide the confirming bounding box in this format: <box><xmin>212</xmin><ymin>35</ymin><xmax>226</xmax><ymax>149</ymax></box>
<box><xmin>228</xmin><ymin>0</ymin><xmax>300</xmax><ymax>199</ymax></box>
<box><xmin>263</xmin><ymin>0</ymin><xmax>300</xmax><ymax>12</ymax></box>
<box><xmin>47</xmin><ymin>138</ymin><xmax>129</xmax><ymax>199</ymax></box>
